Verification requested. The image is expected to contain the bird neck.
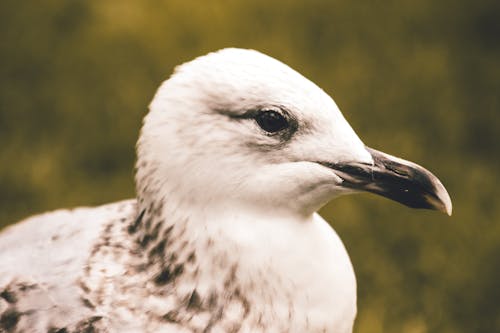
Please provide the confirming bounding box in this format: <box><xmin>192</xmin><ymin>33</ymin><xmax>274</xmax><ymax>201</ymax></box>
<box><xmin>132</xmin><ymin>187</ymin><xmax>298</xmax><ymax>287</ymax></box>
<box><xmin>109</xmin><ymin>191</ymin><xmax>355</xmax><ymax>332</ymax></box>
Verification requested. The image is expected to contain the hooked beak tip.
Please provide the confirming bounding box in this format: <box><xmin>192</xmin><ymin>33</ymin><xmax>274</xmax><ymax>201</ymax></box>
<box><xmin>434</xmin><ymin>180</ymin><xmax>453</xmax><ymax>216</ymax></box>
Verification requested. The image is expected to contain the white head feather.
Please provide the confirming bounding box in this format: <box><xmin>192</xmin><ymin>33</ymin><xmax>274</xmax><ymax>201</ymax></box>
<box><xmin>136</xmin><ymin>48</ymin><xmax>372</xmax><ymax>218</ymax></box>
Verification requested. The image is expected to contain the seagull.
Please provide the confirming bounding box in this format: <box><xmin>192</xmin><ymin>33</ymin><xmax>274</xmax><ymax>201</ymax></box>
<box><xmin>0</xmin><ymin>48</ymin><xmax>452</xmax><ymax>333</ymax></box>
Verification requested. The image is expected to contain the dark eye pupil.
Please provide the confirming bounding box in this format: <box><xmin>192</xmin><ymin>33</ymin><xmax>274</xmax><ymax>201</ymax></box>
<box><xmin>255</xmin><ymin>111</ymin><xmax>289</xmax><ymax>133</ymax></box>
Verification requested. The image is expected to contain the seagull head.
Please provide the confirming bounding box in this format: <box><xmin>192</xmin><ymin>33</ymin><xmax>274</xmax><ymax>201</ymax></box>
<box><xmin>136</xmin><ymin>48</ymin><xmax>452</xmax><ymax>218</ymax></box>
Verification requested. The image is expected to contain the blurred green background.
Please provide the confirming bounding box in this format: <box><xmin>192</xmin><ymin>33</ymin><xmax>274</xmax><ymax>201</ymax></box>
<box><xmin>0</xmin><ymin>0</ymin><xmax>498</xmax><ymax>332</ymax></box>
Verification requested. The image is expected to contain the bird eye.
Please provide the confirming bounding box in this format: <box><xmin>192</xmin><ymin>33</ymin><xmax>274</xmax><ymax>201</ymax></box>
<box><xmin>255</xmin><ymin>110</ymin><xmax>289</xmax><ymax>133</ymax></box>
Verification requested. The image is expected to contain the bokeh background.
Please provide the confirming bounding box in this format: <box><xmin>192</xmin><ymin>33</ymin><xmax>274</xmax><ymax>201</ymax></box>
<box><xmin>1</xmin><ymin>1</ymin><xmax>498</xmax><ymax>332</ymax></box>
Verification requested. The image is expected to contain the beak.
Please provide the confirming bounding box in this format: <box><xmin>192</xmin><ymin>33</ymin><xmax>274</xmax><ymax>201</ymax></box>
<box><xmin>321</xmin><ymin>147</ymin><xmax>452</xmax><ymax>215</ymax></box>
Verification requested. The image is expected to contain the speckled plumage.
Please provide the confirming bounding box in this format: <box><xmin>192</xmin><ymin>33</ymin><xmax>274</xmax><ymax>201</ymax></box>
<box><xmin>0</xmin><ymin>48</ymin><xmax>451</xmax><ymax>333</ymax></box>
<box><xmin>0</xmin><ymin>201</ymin><xmax>340</xmax><ymax>333</ymax></box>
<box><xmin>0</xmin><ymin>199</ymin><xmax>298</xmax><ymax>332</ymax></box>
